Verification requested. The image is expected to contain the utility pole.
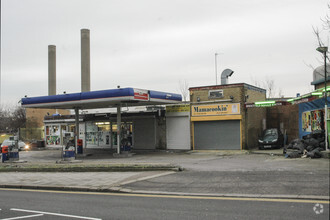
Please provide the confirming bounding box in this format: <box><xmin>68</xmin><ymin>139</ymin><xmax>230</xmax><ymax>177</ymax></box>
<box><xmin>215</xmin><ymin>53</ymin><xmax>218</xmax><ymax>85</ymax></box>
<box><xmin>316</xmin><ymin>46</ymin><xmax>329</xmax><ymax>151</ymax></box>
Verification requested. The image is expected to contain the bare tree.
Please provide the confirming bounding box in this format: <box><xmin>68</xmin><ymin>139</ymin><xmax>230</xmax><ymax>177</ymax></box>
<box><xmin>250</xmin><ymin>75</ymin><xmax>262</xmax><ymax>88</ymax></box>
<box><xmin>278</xmin><ymin>88</ymin><xmax>284</xmax><ymax>98</ymax></box>
<box><xmin>0</xmin><ymin>107</ymin><xmax>11</xmax><ymax>133</ymax></box>
<box><xmin>321</xmin><ymin>3</ymin><xmax>330</xmax><ymax>30</ymax></box>
<box><xmin>178</xmin><ymin>80</ymin><xmax>189</xmax><ymax>102</ymax></box>
<box><xmin>313</xmin><ymin>3</ymin><xmax>330</xmax><ymax>62</ymax></box>
<box><xmin>250</xmin><ymin>77</ymin><xmax>282</xmax><ymax>98</ymax></box>
<box><xmin>264</xmin><ymin>78</ymin><xmax>275</xmax><ymax>98</ymax></box>
<box><xmin>0</xmin><ymin>105</ymin><xmax>26</xmax><ymax>133</ymax></box>
<box><xmin>12</xmin><ymin>107</ymin><xmax>26</xmax><ymax>132</ymax></box>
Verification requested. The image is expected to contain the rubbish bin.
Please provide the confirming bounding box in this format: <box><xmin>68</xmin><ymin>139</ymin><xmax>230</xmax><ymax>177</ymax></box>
<box><xmin>77</xmin><ymin>139</ymin><xmax>83</xmax><ymax>154</ymax></box>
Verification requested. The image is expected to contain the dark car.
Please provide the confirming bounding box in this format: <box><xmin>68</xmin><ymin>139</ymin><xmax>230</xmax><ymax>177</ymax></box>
<box><xmin>258</xmin><ymin>128</ymin><xmax>284</xmax><ymax>149</ymax></box>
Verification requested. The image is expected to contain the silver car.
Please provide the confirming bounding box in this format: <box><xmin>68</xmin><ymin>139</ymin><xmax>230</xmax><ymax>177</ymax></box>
<box><xmin>1</xmin><ymin>139</ymin><xmax>30</xmax><ymax>151</ymax></box>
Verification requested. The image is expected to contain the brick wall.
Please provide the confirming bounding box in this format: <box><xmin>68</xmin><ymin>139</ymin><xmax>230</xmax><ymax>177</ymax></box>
<box><xmin>243</xmin><ymin>86</ymin><xmax>267</xmax><ymax>149</ymax></box>
<box><xmin>26</xmin><ymin>108</ymin><xmax>71</xmax><ymax>127</ymax></box>
<box><xmin>190</xmin><ymin>84</ymin><xmax>244</xmax><ymax>103</ymax></box>
<box><xmin>266</xmin><ymin>104</ymin><xmax>299</xmax><ymax>143</ymax></box>
<box><xmin>314</xmin><ymin>81</ymin><xmax>330</xmax><ymax>90</ymax></box>
<box><xmin>244</xmin><ymin>107</ymin><xmax>266</xmax><ymax>149</ymax></box>
<box><xmin>189</xmin><ymin>83</ymin><xmax>267</xmax><ymax>150</ymax></box>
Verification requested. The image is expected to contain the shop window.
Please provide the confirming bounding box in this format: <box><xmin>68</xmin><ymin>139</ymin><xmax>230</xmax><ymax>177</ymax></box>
<box><xmin>45</xmin><ymin>124</ymin><xmax>60</xmax><ymax>145</ymax></box>
<box><xmin>69</xmin><ymin>125</ymin><xmax>75</xmax><ymax>133</ymax></box>
<box><xmin>51</xmin><ymin>125</ymin><xmax>59</xmax><ymax>135</ymax></box>
<box><xmin>46</xmin><ymin>136</ymin><xmax>60</xmax><ymax>145</ymax></box>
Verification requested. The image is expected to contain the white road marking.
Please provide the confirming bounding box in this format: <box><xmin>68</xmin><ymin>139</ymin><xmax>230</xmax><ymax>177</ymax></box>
<box><xmin>1</xmin><ymin>214</ymin><xmax>43</xmax><ymax>220</ymax></box>
<box><xmin>119</xmin><ymin>171</ymin><xmax>175</xmax><ymax>185</ymax></box>
<box><xmin>10</xmin><ymin>208</ymin><xmax>101</xmax><ymax>220</ymax></box>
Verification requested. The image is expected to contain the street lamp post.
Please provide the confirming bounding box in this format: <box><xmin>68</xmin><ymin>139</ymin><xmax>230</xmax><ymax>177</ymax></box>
<box><xmin>215</xmin><ymin>53</ymin><xmax>218</xmax><ymax>85</ymax></box>
<box><xmin>316</xmin><ymin>46</ymin><xmax>329</xmax><ymax>151</ymax></box>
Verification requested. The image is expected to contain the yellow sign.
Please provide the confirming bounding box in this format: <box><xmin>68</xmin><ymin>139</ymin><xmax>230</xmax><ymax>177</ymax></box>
<box><xmin>192</xmin><ymin>103</ymin><xmax>240</xmax><ymax>116</ymax></box>
<box><xmin>166</xmin><ymin>104</ymin><xmax>190</xmax><ymax>113</ymax></box>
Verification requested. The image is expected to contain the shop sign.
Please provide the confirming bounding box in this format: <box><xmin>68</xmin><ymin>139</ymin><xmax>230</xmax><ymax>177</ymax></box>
<box><xmin>192</xmin><ymin>103</ymin><xmax>240</xmax><ymax>116</ymax></box>
<box><xmin>133</xmin><ymin>89</ymin><xmax>149</xmax><ymax>101</ymax></box>
<box><xmin>166</xmin><ymin>104</ymin><xmax>190</xmax><ymax>113</ymax></box>
<box><xmin>292</xmin><ymin>97</ymin><xmax>316</xmax><ymax>105</ymax></box>
<box><xmin>245</xmin><ymin>102</ymin><xmax>283</xmax><ymax>108</ymax></box>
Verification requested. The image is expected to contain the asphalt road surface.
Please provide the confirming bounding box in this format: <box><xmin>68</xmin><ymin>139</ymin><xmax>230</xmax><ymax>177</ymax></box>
<box><xmin>0</xmin><ymin>189</ymin><xmax>328</xmax><ymax>220</ymax></box>
<box><xmin>123</xmin><ymin>170</ymin><xmax>330</xmax><ymax>196</ymax></box>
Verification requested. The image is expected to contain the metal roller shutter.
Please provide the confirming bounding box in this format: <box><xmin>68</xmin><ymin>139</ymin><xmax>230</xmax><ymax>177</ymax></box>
<box><xmin>133</xmin><ymin>118</ymin><xmax>155</xmax><ymax>149</ymax></box>
<box><xmin>166</xmin><ymin>116</ymin><xmax>190</xmax><ymax>150</ymax></box>
<box><xmin>194</xmin><ymin>120</ymin><xmax>240</xmax><ymax>150</ymax></box>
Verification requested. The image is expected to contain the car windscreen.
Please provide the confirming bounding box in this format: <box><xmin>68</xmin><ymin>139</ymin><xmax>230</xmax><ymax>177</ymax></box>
<box><xmin>262</xmin><ymin>129</ymin><xmax>278</xmax><ymax>140</ymax></box>
<box><xmin>1</xmin><ymin>140</ymin><xmax>15</xmax><ymax>146</ymax></box>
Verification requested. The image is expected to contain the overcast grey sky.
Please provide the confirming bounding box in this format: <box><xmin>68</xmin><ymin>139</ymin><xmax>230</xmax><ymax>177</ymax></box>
<box><xmin>1</xmin><ymin>0</ymin><xmax>329</xmax><ymax>105</ymax></box>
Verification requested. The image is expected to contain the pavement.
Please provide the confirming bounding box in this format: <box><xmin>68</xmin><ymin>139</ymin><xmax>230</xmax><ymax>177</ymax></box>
<box><xmin>0</xmin><ymin>147</ymin><xmax>329</xmax><ymax>200</ymax></box>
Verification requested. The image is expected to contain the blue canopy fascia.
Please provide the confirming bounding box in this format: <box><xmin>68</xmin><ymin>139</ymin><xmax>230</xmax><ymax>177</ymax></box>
<box><xmin>21</xmin><ymin>87</ymin><xmax>182</xmax><ymax>109</ymax></box>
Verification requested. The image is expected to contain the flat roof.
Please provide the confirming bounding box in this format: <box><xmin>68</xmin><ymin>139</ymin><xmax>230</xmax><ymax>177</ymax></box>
<box><xmin>21</xmin><ymin>87</ymin><xmax>182</xmax><ymax>109</ymax></box>
<box><xmin>189</xmin><ymin>83</ymin><xmax>266</xmax><ymax>93</ymax></box>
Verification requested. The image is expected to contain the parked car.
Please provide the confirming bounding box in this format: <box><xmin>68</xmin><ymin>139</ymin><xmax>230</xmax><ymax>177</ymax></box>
<box><xmin>0</xmin><ymin>139</ymin><xmax>30</xmax><ymax>151</ymax></box>
<box><xmin>258</xmin><ymin>128</ymin><xmax>284</xmax><ymax>149</ymax></box>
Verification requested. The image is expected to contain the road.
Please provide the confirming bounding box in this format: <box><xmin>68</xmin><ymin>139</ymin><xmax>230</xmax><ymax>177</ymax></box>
<box><xmin>0</xmin><ymin>189</ymin><xmax>329</xmax><ymax>220</ymax></box>
<box><xmin>123</xmin><ymin>170</ymin><xmax>329</xmax><ymax>197</ymax></box>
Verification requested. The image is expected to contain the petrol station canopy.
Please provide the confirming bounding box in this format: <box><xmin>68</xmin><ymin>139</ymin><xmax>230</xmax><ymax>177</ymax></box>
<box><xmin>21</xmin><ymin>87</ymin><xmax>182</xmax><ymax>109</ymax></box>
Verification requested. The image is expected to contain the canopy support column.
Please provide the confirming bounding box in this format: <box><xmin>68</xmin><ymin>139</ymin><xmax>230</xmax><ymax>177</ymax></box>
<box><xmin>117</xmin><ymin>104</ymin><xmax>121</xmax><ymax>154</ymax></box>
<box><xmin>75</xmin><ymin>108</ymin><xmax>79</xmax><ymax>156</ymax></box>
<box><xmin>110</xmin><ymin>121</ymin><xmax>113</xmax><ymax>149</ymax></box>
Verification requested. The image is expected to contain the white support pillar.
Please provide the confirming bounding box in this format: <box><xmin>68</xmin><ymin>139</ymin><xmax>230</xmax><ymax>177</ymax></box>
<box><xmin>110</xmin><ymin>121</ymin><xmax>113</xmax><ymax>149</ymax></box>
<box><xmin>75</xmin><ymin>108</ymin><xmax>79</xmax><ymax>155</ymax></box>
<box><xmin>60</xmin><ymin>125</ymin><xmax>63</xmax><ymax>148</ymax></box>
<box><xmin>117</xmin><ymin>104</ymin><xmax>121</xmax><ymax>154</ymax></box>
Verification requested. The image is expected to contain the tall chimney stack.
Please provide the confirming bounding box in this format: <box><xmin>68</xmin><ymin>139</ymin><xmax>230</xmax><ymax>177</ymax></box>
<box><xmin>48</xmin><ymin>45</ymin><xmax>56</xmax><ymax>95</ymax></box>
<box><xmin>81</xmin><ymin>29</ymin><xmax>90</xmax><ymax>92</ymax></box>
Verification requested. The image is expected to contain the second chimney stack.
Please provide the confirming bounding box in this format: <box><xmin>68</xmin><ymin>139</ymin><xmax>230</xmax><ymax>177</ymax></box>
<box><xmin>81</xmin><ymin>29</ymin><xmax>90</xmax><ymax>92</ymax></box>
<box><xmin>48</xmin><ymin>45</ymin><xmax>56</xmax><ymax>96</ymax></box>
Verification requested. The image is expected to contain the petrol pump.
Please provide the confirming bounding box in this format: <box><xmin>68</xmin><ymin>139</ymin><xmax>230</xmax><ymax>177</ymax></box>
<box><xmin>1</xmin><ymin>136</ymin><xmax>19</xmax><ymax>162</ymax></box>
<box><xmin>120</xmin><ymin>123</ymin><xmax>132</xmax><ymax>151</ymax></box>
